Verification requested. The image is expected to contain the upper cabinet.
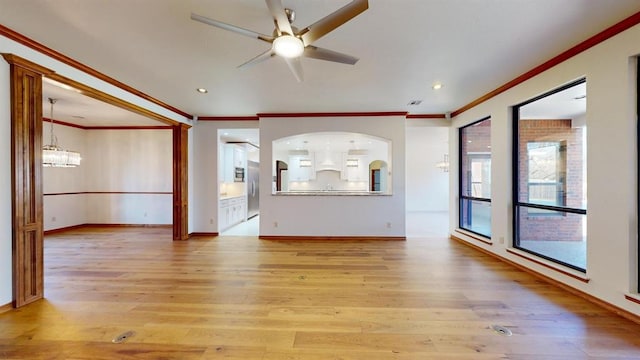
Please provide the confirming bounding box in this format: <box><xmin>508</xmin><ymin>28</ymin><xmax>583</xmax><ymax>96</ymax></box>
<box><xmin>344</xmin><ymin>154</ymin><xmax>368</xmax><ymax>182</ymax></box>
<box><xmin>288</xmin><ymin>152</ymin><xmax>315</xmax><ymax>182</ymax></box>
<box><xmin>222</xmin><ymin>143</ymin><xmax>246</xmax><ymax>183</ymax></box>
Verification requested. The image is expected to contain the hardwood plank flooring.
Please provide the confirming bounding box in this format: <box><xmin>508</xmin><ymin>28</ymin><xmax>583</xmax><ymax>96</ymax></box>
<box><xmin>1</xmin><ymin>227</ymin><xmax>640</xmax><ymax>359</ymax></box>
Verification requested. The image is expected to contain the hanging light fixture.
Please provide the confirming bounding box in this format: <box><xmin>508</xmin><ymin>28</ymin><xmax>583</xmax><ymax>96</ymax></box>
<box><xmin>42</xmin><ymin>98</ymin><xmax>81</xmax><ymax>167</ymax></box>
<box><xmin>435</xmin><ymin>154</ymin><xmax>449</xmax><ymax>172</ymax></box>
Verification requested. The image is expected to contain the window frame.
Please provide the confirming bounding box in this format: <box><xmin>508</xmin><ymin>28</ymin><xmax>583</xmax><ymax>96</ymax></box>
<box><xmin>458</xmin><ymin>115</ymin><xmax>492</xmax><ymax>238</ymax></box>
<box><xmin>512</xmin><ymin>78</ymin><xmax>587</xmax><ymax>273</ymax></box>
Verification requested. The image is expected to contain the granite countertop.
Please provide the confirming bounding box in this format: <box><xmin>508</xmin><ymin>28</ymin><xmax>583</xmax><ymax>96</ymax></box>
<box><xmin>274</xmin><ymin>191</ymin><xmax>391</xmax><ymax>196</ymax></box>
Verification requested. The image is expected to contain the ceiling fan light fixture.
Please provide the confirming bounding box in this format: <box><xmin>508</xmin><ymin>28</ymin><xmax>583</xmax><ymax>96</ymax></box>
<box><xmin>272</xmin><ymin>35</ymin><xmax>304</xmax><ymax>58</ymax></box>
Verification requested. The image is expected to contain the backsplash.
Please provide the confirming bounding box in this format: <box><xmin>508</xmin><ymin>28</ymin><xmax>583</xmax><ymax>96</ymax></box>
<box><xmin>220</xmin><ymin>182</ymin><xmax>245</xmax><ymax>197</ymax></box>
<box><xmin>288</xmin><ymin>170</ymin><xmax>367</xmax><ymax>191</ymax></box>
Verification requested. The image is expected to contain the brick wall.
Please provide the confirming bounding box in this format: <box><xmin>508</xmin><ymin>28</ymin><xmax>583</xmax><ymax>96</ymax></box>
<box><xmin>518</xmin><ymin>119</ymin><xmax>585</xmax><ymax>242</ymax></box>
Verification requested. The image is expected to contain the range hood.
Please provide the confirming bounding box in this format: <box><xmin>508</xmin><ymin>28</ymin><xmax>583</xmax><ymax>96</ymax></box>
<box><xmin>315</xmin><ymin>150</ymin><xmax>341</xmax><ymax>172</ymax></box>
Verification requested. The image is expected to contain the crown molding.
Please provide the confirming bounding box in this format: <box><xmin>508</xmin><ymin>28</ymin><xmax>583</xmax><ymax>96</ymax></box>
<box><xmin>452</xmin><ymin>10</ymin><xmax>640</xmax><ymax>117</ymax></box>
<box><xmin>0</xmin><ymin>23</ymin><xmax>191</xmax><ymax>119</ymax></box>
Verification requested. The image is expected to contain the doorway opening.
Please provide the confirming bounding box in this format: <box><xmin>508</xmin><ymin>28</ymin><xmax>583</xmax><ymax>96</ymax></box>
<box><xmin>219</xmin><ymin>128</ymin><xmax>260</xmax><ymax>236</ymax></box>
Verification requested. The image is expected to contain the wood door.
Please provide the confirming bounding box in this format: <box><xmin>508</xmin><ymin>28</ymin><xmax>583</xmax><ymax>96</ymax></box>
<box><xmin>3</xmin><ymin>54</ymin><xmax>52</xmax><ymax>307</ymax></box>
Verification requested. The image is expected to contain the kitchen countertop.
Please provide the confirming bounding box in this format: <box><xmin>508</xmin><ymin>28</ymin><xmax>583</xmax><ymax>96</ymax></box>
<box><xmin>274</xmin><ymin>191</ymin><xmax>391</xmax><ymax>196</ymax></box>
<box><xmin>220</xmin><ymin>194</ymin><xmax>246</xmax><ymax>200</ymax></box>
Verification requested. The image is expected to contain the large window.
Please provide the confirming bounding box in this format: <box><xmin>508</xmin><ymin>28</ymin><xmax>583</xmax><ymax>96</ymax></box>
<box><xmin>459</xmin><ymin>116</ymin><xmax>492</xmax><ymax>238</ymax></box>
<box><xmin>513</xmin><ymin>79</ymin><xmax>587</xmax><ymax>272</ymax></box>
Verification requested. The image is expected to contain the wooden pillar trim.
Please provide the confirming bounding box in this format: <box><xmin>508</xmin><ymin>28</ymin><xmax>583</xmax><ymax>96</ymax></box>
<box><xmin>2</xmin><ymin>54</ymin><xmax>53</xmax><ymax>75</ymax></box>
<box><xmin>3</xmin><ymin>54</ymin><xmax>51</xmax><ymax>307</ymax></box>
<box><xmin>173</xmin><ymin>124</ymin><xmax>189</xmax><ymax>240</ymax></box>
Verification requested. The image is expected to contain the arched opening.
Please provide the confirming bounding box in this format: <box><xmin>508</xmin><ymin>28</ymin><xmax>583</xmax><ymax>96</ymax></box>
<box><xmin>369</xmin><ymin>160</ymin><xmax>388</xmax><ymax>192</ymax></box>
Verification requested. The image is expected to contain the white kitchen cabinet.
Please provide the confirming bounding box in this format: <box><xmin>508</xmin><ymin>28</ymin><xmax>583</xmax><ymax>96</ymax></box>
<box><xmin>223</xmin><ymin>144</ymin><xmax>246</xmax><ymax>182</ymax></box>
<box><xmin>288</xmin><ymin>154</ymin><xmax>315</xmax><ymax>182</ymax></box>
<box><xmin>219</xmin><ymin>196</ymin><xmax>246</xmax><ymax>231</ymax></box>
<box><xmin>345</xmin><ymin>155</ymin><xmax>369</xmax><ymax>182</ymax></box>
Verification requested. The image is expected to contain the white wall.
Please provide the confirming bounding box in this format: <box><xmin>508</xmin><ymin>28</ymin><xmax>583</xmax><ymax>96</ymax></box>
<box><xmin>450</xmin><ymin>24</ymin><xmax>640</xmax><ymax>316</ymax></box>
<box><xmin>0</xmin><ymin>52</ymin><xmax>12</xmax><ymax>305</ymax></box>
<box><xmin>191</xmin><ymin>121</ymin><xmax>259</xmax><ymax>233</ymax></box>
<box><xmin>43</xmin><ymin>128</ymin><xmax>173</xmax><ymax>230</ymax></box>
<box><xmin>84</xmin><ymin>129</ymin><xmax>172</xmax><ymax>225</ymax></box>
<box><xmin>406</xmin><ymin>122</ymin><xmax>450</xmax><ymax>212</ymax></box>
<box><xmin>260</xmin><ymin>115</ymin><xmax>406</xmax><ymax>237</ymax></box>
<box><xmin>43</xmin><ymin>123</ymin><xmax>87</xmax><ymax>229</ymax></box>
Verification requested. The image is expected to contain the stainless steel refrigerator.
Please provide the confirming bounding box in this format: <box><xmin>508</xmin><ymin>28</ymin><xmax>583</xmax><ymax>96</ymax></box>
<box><xmin>247</xmin><ymin>160</ymin><xmax>259</xmax><ymax>219</ymax></box>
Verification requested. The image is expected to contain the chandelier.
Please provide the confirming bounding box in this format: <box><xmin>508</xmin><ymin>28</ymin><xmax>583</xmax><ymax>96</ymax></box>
<box><xmin>43</xmin><ymin>98</ymin><xmax>81</xmax><ymax>167</ymax></box>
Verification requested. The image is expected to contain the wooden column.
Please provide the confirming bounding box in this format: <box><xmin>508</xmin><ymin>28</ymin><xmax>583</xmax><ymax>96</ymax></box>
<box><xmin>3</xmin><ymin>54</ymin><xmax>52</xmax><ymax>307</ymax></box>
<box><xmin>173</xmin><ymin>123</ymin><xmax>189</xmax><ymax>240</ymax></box>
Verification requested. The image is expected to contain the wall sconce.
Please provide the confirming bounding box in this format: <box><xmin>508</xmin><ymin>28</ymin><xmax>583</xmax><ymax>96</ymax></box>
<box><xmin>435</xmin><ymin>154</ymin><xmax>449</xmax><ymax>172</ymax></box>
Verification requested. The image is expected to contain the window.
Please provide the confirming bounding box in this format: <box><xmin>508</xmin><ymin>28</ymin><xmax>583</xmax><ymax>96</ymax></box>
<box><xmin>513</xmin><ymin>79</ymin><xmax>587</xmax><ymax>272</ymax></box>
<box><xmin>459</xmin><ymin>116</ymin><xmax>492</xmax><ymax>238</ymax></box>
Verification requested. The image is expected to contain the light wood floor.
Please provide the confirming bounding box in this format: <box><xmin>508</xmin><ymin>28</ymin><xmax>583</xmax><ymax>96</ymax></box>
<box><xmin>1</xmin><ymin>227</ymin><xmax>640</xmax><ymax>359</ymax></box>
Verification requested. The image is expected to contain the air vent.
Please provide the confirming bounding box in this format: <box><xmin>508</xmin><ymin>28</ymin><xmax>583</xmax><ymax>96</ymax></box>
<box><xmin>289</xmin><ymin>150</ymin><xmax>309</xmax><ymax>155</ymax></box>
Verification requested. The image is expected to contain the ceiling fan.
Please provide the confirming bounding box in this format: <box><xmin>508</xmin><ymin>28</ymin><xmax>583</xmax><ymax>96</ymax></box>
<box><xmin>191</xmin><ymin>0</ymin><xmax>368</xmax><ymax>82</ymax></box>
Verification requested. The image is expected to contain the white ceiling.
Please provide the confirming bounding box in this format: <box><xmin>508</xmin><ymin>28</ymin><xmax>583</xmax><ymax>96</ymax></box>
<box><xmin>1</xmin><ymin>0</ymin><xmax>639</xmax><ymax>125</ymax></box>
<box><xmin>42</xmin><ymin>78</ymin><xmax>164</xmax><ymax>127</ymax></box>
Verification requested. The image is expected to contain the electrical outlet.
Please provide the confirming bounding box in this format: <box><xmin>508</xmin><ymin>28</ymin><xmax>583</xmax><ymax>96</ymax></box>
<box><xmin>144</xmin><ymin>212</ymin><xmax>148</xmax><ymax>217</ymax></box>
<box><xmin>499</xmin><ymin>236</ymin><xmax>505</xmax><ymax>244</ymax></box>
<box><xmin>274</xmin><ymin>221</ymin><xmax>278</xmax><ymax>228</ymax></box>
<box><xmin>386</xmin><ymin>222</ymin><xmax>392</xmax><ymax>228</ymax></box>
<box><xmin>209</xmin><ymin>218</ymin><xmax>213</xmax><ymax>225</ymax></box>
<box><xmin>51</xmin><ymin>216</ymin><xmax>56</xmax><ymax>222</ymax></box>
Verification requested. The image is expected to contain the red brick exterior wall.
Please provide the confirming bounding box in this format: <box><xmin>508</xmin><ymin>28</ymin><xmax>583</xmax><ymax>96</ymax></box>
<box><xmin>518</xmin><ymin>119</ymin><xmax>585</xmax><ymax>242</ymax></box>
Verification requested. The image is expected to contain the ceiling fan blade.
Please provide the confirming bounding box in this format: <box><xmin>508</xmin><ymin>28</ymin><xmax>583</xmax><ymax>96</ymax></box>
<box><xmin>304</xmin><ymin>46</ymin><xmax>358</xmax><ymax>65</ymax></box>
<box><xmin>238</xmin><ymin>49</ymin><xmax>276</xmax><ymax>69</ymax></box>
<box><xmin>191</xmin><ymin>13</ymin><xmax>274</xmax><ymax>43</ymax></box>
<box><xmin>298</xmin><ymin>0</ymin><xmax>368</xmax><ymax>46</ymax></box>
<box><xmin>284</xmin><ymin>57</ymin><xmax>304</xmax><ymax>82</ymax></box>
<box><xmin>265</xmin><ymin>0</ymin><xmax>294</xmax><ymax>35</ymax></box>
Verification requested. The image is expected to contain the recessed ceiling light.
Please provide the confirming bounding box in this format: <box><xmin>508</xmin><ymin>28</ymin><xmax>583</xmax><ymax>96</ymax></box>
<box><xmin>196</xmin><ymin>88</ymin><xmax>208</xmax><ymax>94</ymax></box>
<box><xmin>432</xmin><ymin>83</ymin><xmax>443</xmax><ymax>90</ymax></box>
<box><xmin>223</xmin><ymin>132</ymin><xmax>229</xmax><ymax>136</ymax></box>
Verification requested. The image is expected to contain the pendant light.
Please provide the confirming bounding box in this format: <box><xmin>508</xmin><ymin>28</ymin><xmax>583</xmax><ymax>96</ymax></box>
<box><xmin>42</xmin><ymin>98</ymin><xmax>81</xmax><ymax>167</ymax></box>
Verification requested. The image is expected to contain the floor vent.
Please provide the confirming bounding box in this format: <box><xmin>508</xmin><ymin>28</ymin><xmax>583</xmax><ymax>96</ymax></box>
<box><xmin>490</xmin><ymin>324</ymin><xmax>513</xmax><ymax>336</ymax></box>
<box><xmin>112</xmin><ymin>330</ymin><xmax>136</xmax><ymax>343</ymax></box>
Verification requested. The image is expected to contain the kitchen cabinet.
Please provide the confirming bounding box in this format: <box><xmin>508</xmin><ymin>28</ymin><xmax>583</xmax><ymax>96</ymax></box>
<box><xmin>288</xmin><ymin>154</ymin><xmax>315</xmax><ymax>182</ymax></box>
<box><xmin>219</xmin><ymin>196</ymin><xmax>246</xmax><ymax>231</ymax></box>
<box><xmin>223</xmin><ymin>144</ymin><xmax>246</xmax><ymax>183</ymax></box>
<box><xmin>344</xmin><ymin>155</ymin><xmax>369</xmax><ymax>182</ymax></box>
